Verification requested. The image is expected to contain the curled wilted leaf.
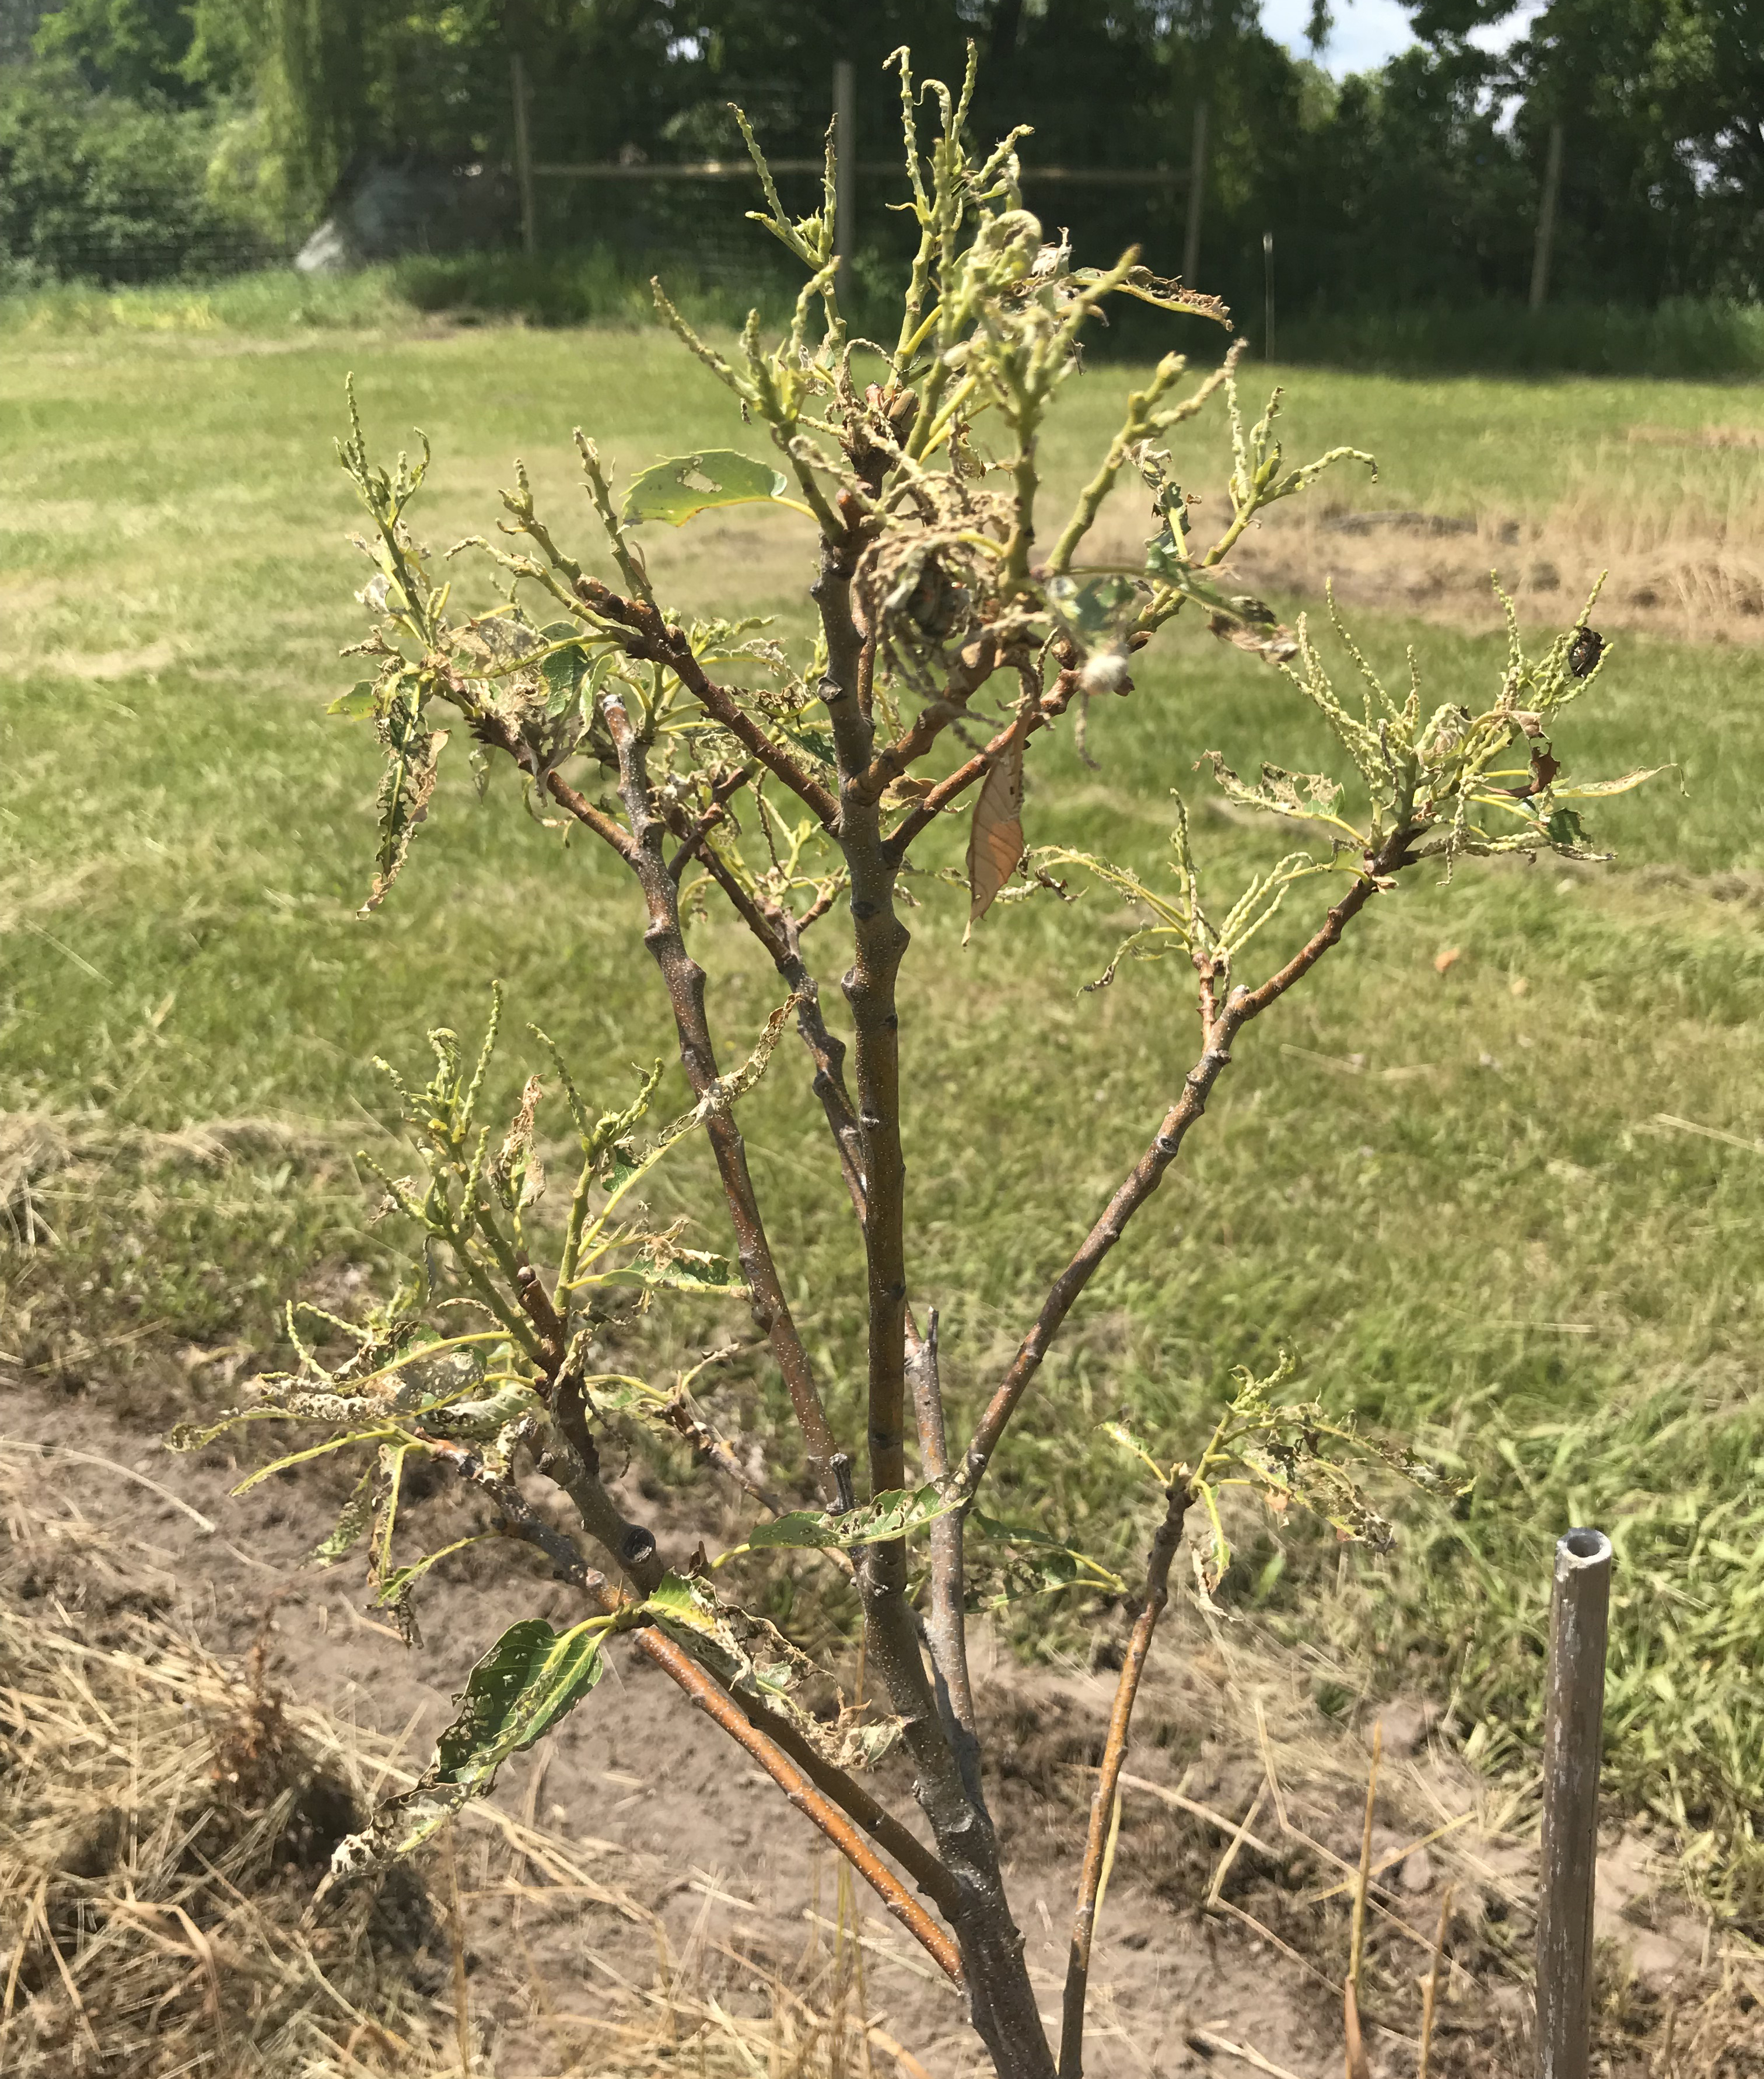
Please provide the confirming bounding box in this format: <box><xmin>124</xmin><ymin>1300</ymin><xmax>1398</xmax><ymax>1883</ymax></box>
<box><xmin>1208</xmin><ymin>607</ymin><xmax>1299</xmax><ymax>666</ymax></box>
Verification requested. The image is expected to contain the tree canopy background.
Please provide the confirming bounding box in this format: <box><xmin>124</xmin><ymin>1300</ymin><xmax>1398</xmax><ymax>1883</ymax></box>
<box><xmin>0</xmin><ymin>0</ymin><xmax>1758</xmax><ymax>321</ymax></box>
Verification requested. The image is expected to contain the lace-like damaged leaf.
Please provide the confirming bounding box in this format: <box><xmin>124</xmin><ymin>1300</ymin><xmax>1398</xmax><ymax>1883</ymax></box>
<box><xmin>320</xmin><ymin>1618</ymin><xmax>607</xmax><ymax>1892</ymax></box>
<box><xmin>1149</xmin><ymin>1359</ymin><xmax>1473</xmax><ymax>1597</ymax></box>
<box><xmin>361</xmin><ymin>688</ymin><xmax>447</xmax><ymax>915</ymax></box>
<box><xmin>643</xmin><ymin>1574</ymin><xmax>902</xmax><ymax>1769</ymax></box>
<box><xmin>310</xmin><ymin>1461</ymin><xmax>379</xmax><ymax>1567</ymax></box>
<box><xmin>967</xmin><ymin>1510</ymin><xmax>1126</xmax><ymax>1610</ymax></box>
<box><xmin>746</xmin><ymin>1478</ymin><xmax>965</xmax><ymax>1552</ymax></box>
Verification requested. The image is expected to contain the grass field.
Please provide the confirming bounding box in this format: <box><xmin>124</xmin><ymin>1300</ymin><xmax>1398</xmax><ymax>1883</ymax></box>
<box><xmin>6</xmin><ymin>305</ymin><xmax>1764</xmax><ymax>1919</ymax></box>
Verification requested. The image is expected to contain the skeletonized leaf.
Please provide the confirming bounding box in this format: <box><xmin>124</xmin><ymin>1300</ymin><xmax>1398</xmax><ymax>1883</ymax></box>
<box><xmin>641</xmin><ymin>1573</ymin><xmax>902</xmax><ymax>1770</ymax></box>
<box><xmin>602</xmin><ymin>1247</ymin><xmax>747</xmax><ymax>1297</ymax></box>
<box><xmin>361</xmin><ymin>692</ymin><xmax>446</xmax><ymax>916</ymax></box>
<box><xmin>1046</xmin><ymin>572</ymin><xmax>1139</xmax><ymax>645</ymax></box>
<box><xmin>965</xmin><ymin>737</ymin><xmax>1024</xmax><ymax>939</ymax></box>
<box><xmin>320</xmin><ymin>1618</ymin><xmax>605</xmax><ymax>1892</ymax></box>
<box><xmin>969</xmin><ymin>1510</ymin><xmax>1126</xmax><ymax>1596</ymax></box>
<box><xmin>1206</xmin><ymin>608</ymin><xmax>1298</xmax><ymax>666</ymax></box>
<box><xmin>746</xmin><ymin>1480</ymin><xmax>962</xmax><ymax>1551</ymax></box>
<box><xmin>621</xmin><ymin>450</ymin><xmax>790</xmax><ymax>527</ymax></box>
<box><xmin>309</xmin><ymin>1461</ymin><xmax>378</xmax><ymax>1567</ymax></box>
<box><xmin>1550</xmin><ymin>764</ymin><xmax>1670</xmax><ymax>801</ymax></box>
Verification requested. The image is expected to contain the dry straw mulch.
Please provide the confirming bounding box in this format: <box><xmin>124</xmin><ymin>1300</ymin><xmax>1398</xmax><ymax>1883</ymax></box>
<box><xmin>0</xmin><ymin>1442</ymin><xmax>928</xmax><ymax>2078</ymax></box>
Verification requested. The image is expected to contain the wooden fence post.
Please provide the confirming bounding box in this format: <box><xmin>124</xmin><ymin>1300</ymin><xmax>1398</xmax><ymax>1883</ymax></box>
<box><xmin>1530</xmin><ymin>118</ymin><xmax>1564</xmax><ymax>312</ymax></box>
<box><xmin>1182</xmin><ymin>99</ymin><xmax>1208</xmax><ymax>288</ymax></box>
<box><xmin>834</xmin><ymin>59</ymin><xmax>856</xmax><ymax>309</ymax></box>
<box><xmin>1536</xmin><ymin>1526</ymin><xmax>1612</xmax><ymax>2079</ymax></box>
<box><xmin>512</xmin><ymin>53</ymin><xmax>537</xmax><ymax>259</ymax></box>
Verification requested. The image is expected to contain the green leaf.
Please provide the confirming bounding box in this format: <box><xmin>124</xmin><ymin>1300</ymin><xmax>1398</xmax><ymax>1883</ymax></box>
<box><xmin>778</xmin><ymin>720</ymin><xmax>839</xmax><ymax>771</ymax></box>
<box><xmin>320</xmin><ymin>1618</ymin><xmax>607</xmax><ymax>1890</ymax></box>
<box><xmin>1546</xmin><ymin>806</ymin><xmax>1587</xmax><ymax>848</ymax></box>
<box><xmin>621</xmin><ymin>450</ymin><xmax>791</xmax><ymax>528</ymax></box>
<box><xmin>643</xmin><ymin>1570</ymin><xmax>718</xmax><ymax>1629</ymax></box>
<box><xmin>541</xmin><ymin>643</ymin><xmax>588</xmax><ymax>717</ymax></box>
<box><xmin>328</xmin><ymin>680</ymin><xmax>377</xmax><ymax>718</ymax></box>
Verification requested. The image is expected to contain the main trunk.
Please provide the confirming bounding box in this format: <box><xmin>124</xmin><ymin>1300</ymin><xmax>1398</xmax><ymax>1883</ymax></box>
<box><xmin>814</xmin><ymin>538</ymin><xmax>1056</xmax><ymax>2079</ymax></box>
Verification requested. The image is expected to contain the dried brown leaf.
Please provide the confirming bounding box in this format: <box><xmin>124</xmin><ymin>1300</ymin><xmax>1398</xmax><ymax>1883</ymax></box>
<box><xmin>964</xmin><ymin>737</ymin><xmax>1024</xmax><ymax>939</ymax></box>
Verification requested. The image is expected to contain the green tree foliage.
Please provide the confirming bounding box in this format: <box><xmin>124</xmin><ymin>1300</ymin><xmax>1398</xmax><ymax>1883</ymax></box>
<box><xmin>32</xmin><ymin>0</ymin><xmax>201</xmax><ymax>101</ymax></box>
<box><xmin>1399</xmin><ymin>0</ymin><xmax>1764</xmax><ymax>299</ymax></box>
<box><xmin>8</xmin><ymin>0</ymin><xmax>1759</xmax><ymax>308</ymax></box>
<box><xmin>0</xmin><ymin>61</ymin><xmax>264</xmax><ymax>282</ymax></box>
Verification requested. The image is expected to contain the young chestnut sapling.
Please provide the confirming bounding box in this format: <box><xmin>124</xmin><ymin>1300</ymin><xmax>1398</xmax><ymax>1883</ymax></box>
<box><xmin>178</xmin><ymin>46</ymin><xmax>1653</xmax><ymax>2079</ymax></box>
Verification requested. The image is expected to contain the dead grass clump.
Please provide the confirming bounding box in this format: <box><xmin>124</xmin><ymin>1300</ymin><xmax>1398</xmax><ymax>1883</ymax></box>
<box><xmin>0</xmin><ymin>1112</ymin><xmax>70</xmax><ymax>1247</ymax></box>
<box><xmin>0</xmin><ymin>1444</ymin><xmax>939</xmax><ymax>2078</ymax></box>
<box><xmin>1627</xmin><ymin>426</ymin><xmax>1764</xmax><ymax>453</ymax></box>
<box><xmin>1078</xmin><ymin>475</ymin><xmax>1764</xmax><ymax>645</ymax></box>
<box><xmin>1222</xmin><ymin>498</ymin><xmax>1764</xmax><ymax>645</ymax></box>
<box><xmin>0</xmin><ymin>1598</ymin><xmax>453</xmax><ymax>2077</ymax></box>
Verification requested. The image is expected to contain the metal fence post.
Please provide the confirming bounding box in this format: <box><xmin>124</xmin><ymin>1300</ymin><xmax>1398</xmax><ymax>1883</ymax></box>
<box><xmin>512</xmin><ymin>53</ymin><xmax>537</xmax><ymax>258</ymax></box>
<box><xmin>1536</xmin><ymin>1526</ymin><xmax>1612</xmax><ymax>2079</ymax></box>
<box><xmin>834</xmin><ymin>59</ymin><xmax>856</xmax><ymax>309</ymax></box>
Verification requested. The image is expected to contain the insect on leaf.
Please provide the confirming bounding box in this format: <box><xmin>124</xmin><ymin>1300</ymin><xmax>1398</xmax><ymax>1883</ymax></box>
<box><xmin>328</xmin><ymin>680</ymin><xmax>378</xmax><ymax>718</ymax></box>
<box><xmin>965</xmin><ymin>737</ymin><xmax>1025</xmax><ymax>939</ymax></box>
<box><xmin>320</xmin><ymin>1618</ymin><xmax>606</xmax><ymax>1891</ymax></box>
<box><xmin>621</xmin><ymin>450</ymin><xmax>792</xmax><ymax>528</ymax></box>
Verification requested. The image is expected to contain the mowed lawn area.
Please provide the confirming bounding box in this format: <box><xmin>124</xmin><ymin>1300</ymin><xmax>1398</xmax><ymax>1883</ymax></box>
<box><xmin>6</xmin><ymin>310</ymin><xmax>1764</xmax><ymax>1912</ymax></box>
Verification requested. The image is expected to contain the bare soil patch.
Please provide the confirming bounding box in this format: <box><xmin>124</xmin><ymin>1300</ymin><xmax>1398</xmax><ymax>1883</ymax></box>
<box><xmin>1092</xmin><ymin>488</ymin><xmax>1764</xmax><ymax>647</ymax></box>
<box><xmin>1</xmin><ymin>1382</ymin><xmax>1756</xmax><ymax>2077</ymax></box>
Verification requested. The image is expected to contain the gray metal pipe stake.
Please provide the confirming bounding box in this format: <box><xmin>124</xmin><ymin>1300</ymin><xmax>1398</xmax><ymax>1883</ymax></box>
<box><xmin>1536</xmin><ymin>1527</ymin><xmax>1613</xmax><ymax>2079</ymax></box>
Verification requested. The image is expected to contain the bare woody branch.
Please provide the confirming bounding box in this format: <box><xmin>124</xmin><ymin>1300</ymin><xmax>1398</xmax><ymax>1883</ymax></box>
<box><xmin>600</xmin><ymin>691</ymin><xmax>843</xmax><ymax>1499</ymax></box>
<box><xmin>659</xmin><ymin>806</ymin><xmax>869</xmax><ymax>1224</ymax></box>
<box><xmin>1058</xmin><ymin>1479</ymin><xmax>1193</xmax><ymax>2079</ymax></box>
<box><xmin>570</xmin><ymin>574</ymin><xmax>840</xmax><ymax>829</ymax></box>
<box><xmin>963</xmin><ymin>845</ymin><xmax>1405</xmax><ymax>1497</ymax></box>
<box><xmin>883</xmin><ymin>653</ymin><xmax>1090</xmax><ymax>865</ymax></box>
<box><xmin>909</xmin><ymin>1312</ymin><xmax>984</xmax><ymax>1805</ymax></box>
<box><xmin>431</xmin><ymin>1444</ymin><xmax>963</xmax><ymax>1978</ymax></box>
